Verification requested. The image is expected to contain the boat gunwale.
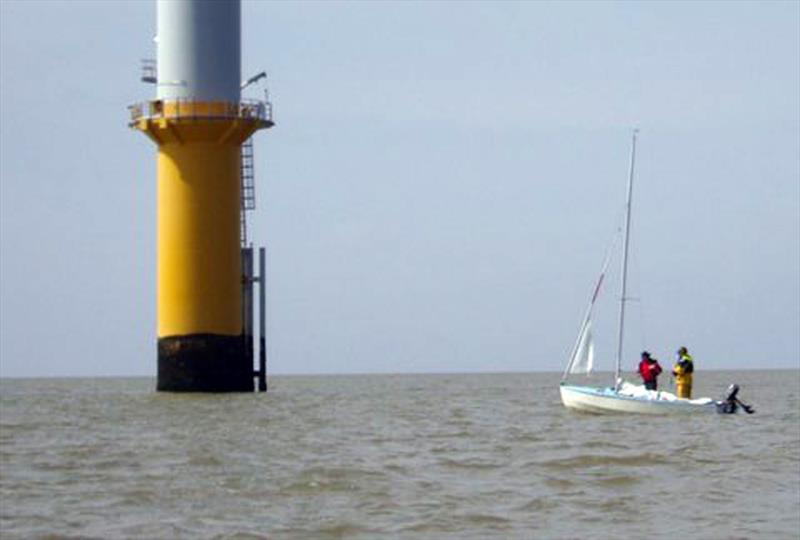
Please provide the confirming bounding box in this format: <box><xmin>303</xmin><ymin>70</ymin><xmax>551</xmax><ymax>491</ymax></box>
<box><xmin>559</xmin><ymin>382</ymin><xmax>717</xmax><ymax>409</ymax></box>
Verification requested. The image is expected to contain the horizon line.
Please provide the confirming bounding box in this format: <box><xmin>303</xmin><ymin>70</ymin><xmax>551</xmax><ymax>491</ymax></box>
<box><xmin>1</xmin><ymin>366</ymin><xmax>796</xmax><ymax>380</ymax></box>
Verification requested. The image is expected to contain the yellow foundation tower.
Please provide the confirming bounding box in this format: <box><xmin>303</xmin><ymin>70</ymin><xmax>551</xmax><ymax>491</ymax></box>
<box><xmin>129</xmin><ymin>0</ymin><xmax>272</xmax><ymax>391</ymax></box>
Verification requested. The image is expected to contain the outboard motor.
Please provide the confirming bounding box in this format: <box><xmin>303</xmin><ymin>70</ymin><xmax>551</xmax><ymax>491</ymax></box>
<box><xmin>716</xmin><ymin>383</ymin><xmax>755</xmax><ymax>414</ymax></box>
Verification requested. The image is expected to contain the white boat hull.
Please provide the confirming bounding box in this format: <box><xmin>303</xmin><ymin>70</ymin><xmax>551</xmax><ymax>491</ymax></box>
<box><xmin>560</xmin><ymin>383</ymin><xmax>718</xmax><ymax>415</ymax></box>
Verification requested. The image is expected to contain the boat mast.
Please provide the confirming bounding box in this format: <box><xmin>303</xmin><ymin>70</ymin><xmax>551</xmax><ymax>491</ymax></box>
<box><xmin>615</xmin><ymin>130</ymin><xmax>638</xmax><ymax>389</ymax></box>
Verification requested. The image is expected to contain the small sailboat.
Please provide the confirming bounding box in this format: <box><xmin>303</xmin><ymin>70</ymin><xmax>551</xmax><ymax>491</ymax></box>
<box><xmin>559</xmin><ymin>131</ymin><xmax>753</xmax><ymax>415</ymax></box>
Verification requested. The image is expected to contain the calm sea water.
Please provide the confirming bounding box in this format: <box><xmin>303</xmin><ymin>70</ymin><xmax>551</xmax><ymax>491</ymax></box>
<box><xmin>1</xmin><ymin>370</ymin><xmax>798</xmax><ymax>539</ymax></box>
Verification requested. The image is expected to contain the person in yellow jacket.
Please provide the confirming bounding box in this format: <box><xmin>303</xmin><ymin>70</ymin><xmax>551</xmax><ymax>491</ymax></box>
<box><xmin>672</xmin><ymin>346</ymin><xmax>694</xmax><ymax>398</ymax></box>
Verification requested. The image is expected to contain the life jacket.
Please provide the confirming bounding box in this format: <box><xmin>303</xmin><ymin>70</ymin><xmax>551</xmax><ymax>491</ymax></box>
<box><xmin>672</xmin><ymin>353</ymin><xmax>694</xmax><ymax>385</ymax></box>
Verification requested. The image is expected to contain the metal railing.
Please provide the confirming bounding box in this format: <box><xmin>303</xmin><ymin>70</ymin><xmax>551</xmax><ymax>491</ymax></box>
<box><xmin>128</xmin><ymin>98</ymin><xmax>273</xmax><ymax>126</ymax></box>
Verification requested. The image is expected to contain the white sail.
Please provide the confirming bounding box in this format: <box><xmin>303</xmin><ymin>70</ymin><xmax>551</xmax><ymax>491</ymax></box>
<box><xmin>569</xmin><ymin>319</ymin><xmax>594</xmax><ymax>374</ymax></box>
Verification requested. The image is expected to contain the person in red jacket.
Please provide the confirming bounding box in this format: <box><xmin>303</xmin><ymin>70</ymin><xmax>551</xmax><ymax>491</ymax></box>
<box><xmin>638</xmin><ymin>351</ymin><xmax>663</xmax><ymax>391</ymax></box>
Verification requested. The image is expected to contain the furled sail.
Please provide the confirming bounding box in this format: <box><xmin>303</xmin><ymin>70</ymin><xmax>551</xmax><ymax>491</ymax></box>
<box><xmin>569</xmin><ymin>319</ymin><xmax>594</xmax><ymax>374</ymax></box>
<box><xmin>560</xmin><ymin>225</ymin><xmax>618</xmax><ymax>382</ymax></box>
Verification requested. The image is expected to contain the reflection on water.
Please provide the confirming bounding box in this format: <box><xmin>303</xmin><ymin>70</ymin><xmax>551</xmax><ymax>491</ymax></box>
<box><xmin>1</xmin><ymin>370</ymin><xmax>798</xmax><ymax>539</ymax></box>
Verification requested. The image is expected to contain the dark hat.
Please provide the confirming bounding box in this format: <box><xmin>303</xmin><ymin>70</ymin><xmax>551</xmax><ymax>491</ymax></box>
<box><xmin>641</xmin><ymin>351</ymin><xmax>651</xmax><ymax>358</ymax></box>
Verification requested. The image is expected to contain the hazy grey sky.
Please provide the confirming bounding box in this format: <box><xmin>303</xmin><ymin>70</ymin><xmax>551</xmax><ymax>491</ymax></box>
<box><xmin>1</xmin><ymin>1</ymin><xmax>798</xmax><ymax>377</ymax></box>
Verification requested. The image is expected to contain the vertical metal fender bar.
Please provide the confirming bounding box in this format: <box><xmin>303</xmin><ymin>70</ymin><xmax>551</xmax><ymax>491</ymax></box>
<box><xmin>242</xmin><ymin>247</ymin><xmax>254</xmax><ymax>387</ymax></box>
<box><xmin>258</xmin><ymin>246</ymin><xmax>267</xmax><ymax>392</ymax></box>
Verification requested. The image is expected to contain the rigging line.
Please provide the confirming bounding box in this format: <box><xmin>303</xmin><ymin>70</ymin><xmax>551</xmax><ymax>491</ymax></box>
<box><xmin>631</xmin><ymin>239</ymin><xmax>649</xmax><ymax>356</ymax></box>
<box><xmin>620</xmin><ymin>178</ymin><xmax>649</xmax><ymax>365</ymax></box>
